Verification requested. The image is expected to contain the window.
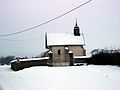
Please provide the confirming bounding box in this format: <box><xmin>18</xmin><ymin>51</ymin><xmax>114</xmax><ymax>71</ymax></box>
<box><xmin>58</xmin><ymin>49</ymin><xmax>61</xmax><ymax>55</ymax></box>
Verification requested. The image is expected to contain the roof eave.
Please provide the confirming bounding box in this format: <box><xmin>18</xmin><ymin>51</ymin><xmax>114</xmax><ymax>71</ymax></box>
<box><xmin>47</xmin><ymin>44</ymin><xmax>85</xmax><ymax>47</ymax></box>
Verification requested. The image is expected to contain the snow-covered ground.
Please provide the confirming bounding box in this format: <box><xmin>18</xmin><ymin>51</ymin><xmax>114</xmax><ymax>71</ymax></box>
<box><xmin>0</xmin><ymin>65</ymin><xmax>120</xmax><ymax>90</ymax></box>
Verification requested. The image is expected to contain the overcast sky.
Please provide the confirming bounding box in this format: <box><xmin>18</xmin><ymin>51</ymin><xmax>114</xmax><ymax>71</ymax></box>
<box><xmin>0</xmin><ymin>0</ymin><xmax>120</xmax><ymax>57</ymax></box>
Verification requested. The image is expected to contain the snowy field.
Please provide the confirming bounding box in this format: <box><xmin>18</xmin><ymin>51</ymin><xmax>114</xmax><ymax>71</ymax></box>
<box><xmin>0</xmin><ymin>65</ymin><xmax>120</xmax><ymax>90</ymax></box>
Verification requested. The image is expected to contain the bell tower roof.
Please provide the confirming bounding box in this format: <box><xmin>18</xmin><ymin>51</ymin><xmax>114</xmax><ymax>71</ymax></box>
<box><xmin>73</xmin><ymin>19</ymin><xmax>80</xmax><ymax>36</ymax></box>
<box><xmin>75</xmin><ymin>19</ymin><xmax>78</xmax><ymax>26</ymax></box>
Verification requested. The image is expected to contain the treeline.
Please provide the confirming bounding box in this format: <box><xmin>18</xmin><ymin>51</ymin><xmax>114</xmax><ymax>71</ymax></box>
<box><xmin>0</xmin><ymin>56</ymin><xmax>15</xmax><ymax>65</ymax></box>
<box><xmin>0</xmin><ymin>55</ymin><xmax>40</xmax><ymax>65</ymax></box>
<box><xmin>88</xmin><ymin>49</ymin><xmax>120</xmax><ymax>66</ymax></box>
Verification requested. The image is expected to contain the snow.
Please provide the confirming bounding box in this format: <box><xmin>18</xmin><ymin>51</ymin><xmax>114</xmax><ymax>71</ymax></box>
<box><xmin>47</xmin><ymin>33</ymin><xmax>85</xmax><ymax>46</ymax></box>
<box><xmin>0</xmin><ymin>65</ymin><xmax>120</xmax><ymax>90</ymax></box>
<box><xmin>65</xmin><ymin>47</ymin><xmax>69</xmax><ymax>50</ymax></box>
<box><xmin>74</xmin><ymin>55</ymin><xmax>91</xmax><ymax>59</ymax></box>
<box><xmin>11</xmin><ymin>57</ymin><xmax>49</xmax><ymax>63</ymax></box>
<box><xmin>48</xmin><ymin>50</ymin><xmax>53</xmax><ymax>54</ymax></box>
<box><xmin>68</xmin><ymin>50</ymin><xmax>73</xmax><ymax>53</ymax></box>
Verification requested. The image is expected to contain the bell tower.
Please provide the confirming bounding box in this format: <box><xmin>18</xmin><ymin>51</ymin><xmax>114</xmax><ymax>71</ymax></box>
<box><xmin>73</xmin><ymin>20</ymin><xmax>80</xmax><ymax>36</ymax></box>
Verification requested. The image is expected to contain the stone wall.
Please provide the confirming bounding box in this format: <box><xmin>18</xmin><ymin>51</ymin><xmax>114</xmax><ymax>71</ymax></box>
<box><xmin>68</xmin><ymin>45</ymin><xmax>85</xmax><ymax>56</ymax></box>
<box><xmin>48</xmin><ymin>45</ymin><xmax>85</xmax><ymax>66</ymax></box>
<box><xmin>11</xmin><ymin>59</ymin><xmax>48</xmax><ymax>71</ymax></box>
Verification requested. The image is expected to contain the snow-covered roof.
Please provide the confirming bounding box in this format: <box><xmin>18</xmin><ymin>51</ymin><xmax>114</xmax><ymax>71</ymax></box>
<box><xmin>11</xmin><ymin>57</ymin><xmax>49</xmax><ymax>63</ymax></box>
<box><xmin>47</xmin><ymin>33</ymin><xmax>85</xmax><ymax>46</ymax></box>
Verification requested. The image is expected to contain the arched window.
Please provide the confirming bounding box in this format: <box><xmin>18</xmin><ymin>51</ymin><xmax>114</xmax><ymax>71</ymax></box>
<box><xmin>58</xmin><ymin>49</ymin><xmax>61</xmax><ymax>55</ymax></box>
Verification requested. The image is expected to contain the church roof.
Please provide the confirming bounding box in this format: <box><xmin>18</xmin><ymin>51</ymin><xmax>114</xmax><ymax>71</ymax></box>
<box><xmin>47</xmin><ymin>33</ymin><xmax>85</xmax><ymax>46</ymax></box>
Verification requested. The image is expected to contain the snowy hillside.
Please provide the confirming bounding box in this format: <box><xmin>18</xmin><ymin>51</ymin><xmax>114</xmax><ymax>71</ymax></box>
<box><xmin>0</xmin><ymin>65</ymin><xmax>120</xmax><ymax>90</ymax></box>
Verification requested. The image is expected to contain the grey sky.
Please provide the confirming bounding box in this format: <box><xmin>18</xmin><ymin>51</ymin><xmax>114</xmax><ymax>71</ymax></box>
<box><xmin>0</xmin><ymin>0</ymin><xmax>120</xmax><ymax>57</ymax></box>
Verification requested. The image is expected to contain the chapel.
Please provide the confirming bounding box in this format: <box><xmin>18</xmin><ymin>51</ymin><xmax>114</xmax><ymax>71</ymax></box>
<box><xmin>45</xmin><ymin>21</ymin><xmax>86</xmax><ymax>66</ymax></box>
